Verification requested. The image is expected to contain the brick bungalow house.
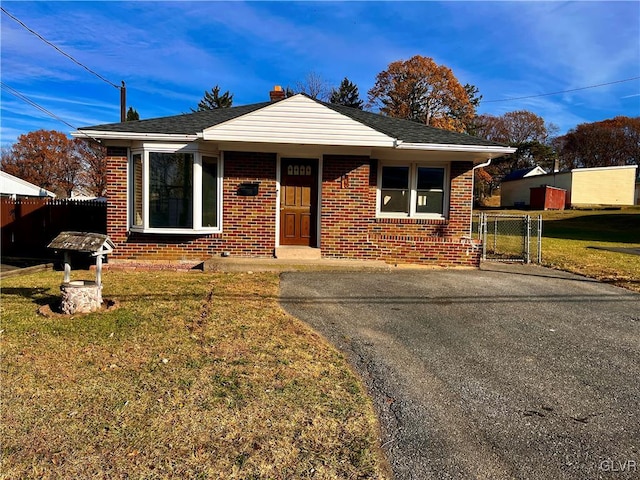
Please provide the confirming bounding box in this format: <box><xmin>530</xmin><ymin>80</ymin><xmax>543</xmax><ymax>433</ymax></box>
<box><xmin>73</xmin><ymin>89</ymin><xmax>514</xmax><ymax>267</ymax></box>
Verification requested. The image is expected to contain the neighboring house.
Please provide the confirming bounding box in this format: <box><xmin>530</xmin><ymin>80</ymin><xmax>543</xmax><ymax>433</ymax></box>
<box><xmin>70</xmin><ymin>185</ymin><xmax>107</xmax><ymax>202</ymax></box>
<box><xmin>501</xmin><ymin>166</ymin><xmax>547</xmax><ymax>182</ymax></box>
<box><xmin>501</xmin><ymin>165</ymin><xmax>638</xmax><ymax>208</ymax></box>
<box><xmin>73</xmin><ymin>90</ymin><xmax>514</xmax><ymax>267</ymax></box>
<box><xmin>0</xmin><ymin>171</ymin><xmax>56</xmax><ymax>199</ymax></box>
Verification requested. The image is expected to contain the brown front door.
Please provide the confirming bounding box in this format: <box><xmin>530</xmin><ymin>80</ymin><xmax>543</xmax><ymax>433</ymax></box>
<box><xmin>280</xmin><ymin>158</ymin><xmax>317</xmax><ymax>246</ymax></box>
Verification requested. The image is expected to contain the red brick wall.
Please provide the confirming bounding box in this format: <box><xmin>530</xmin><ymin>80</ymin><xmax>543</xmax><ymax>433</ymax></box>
<box><xmin>105</xmin><ymin>149</ymin><xmax>277</xmax><ymax>262</ymax></box>
<box><xmin>106</xmin><ymin>148</ymin><xmax>479</xmax><ymax>266</ymax></box>
<box><xmin>105</xmin><ymin>148</ymin><xmax>128</xmax><ymax>249</ymax></box>
<box><xmin>320</xmin><ymin>155</ymin><xmax>378</xmax><ymax>259</ymax></box>
<box><xmin>321</xmin><ymin>156</ymin><xmax>480</xmax><ymax>266</ymax></box>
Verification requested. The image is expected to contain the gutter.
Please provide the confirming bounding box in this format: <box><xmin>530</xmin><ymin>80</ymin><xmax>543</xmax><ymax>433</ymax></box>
<box><xmin>71</xmin><ymin>130</ymin><xmax>198</xmax><ymax>142</ymax></box>
<box><xmin>395</xmin><ymin>142</ymin><xmax>516</xmax><ymax>155</ymax></box>
<box><xmin>470</xmin><ymin>158</ymin><xmax>493</xmax><ymax>238</ymax></box>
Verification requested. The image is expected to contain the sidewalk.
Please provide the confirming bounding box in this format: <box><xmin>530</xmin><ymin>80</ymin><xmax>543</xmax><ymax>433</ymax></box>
<box><xmin>202</xmin><ymin>256</ymin><xmax>393</xmax><ymax>272</ymax></box>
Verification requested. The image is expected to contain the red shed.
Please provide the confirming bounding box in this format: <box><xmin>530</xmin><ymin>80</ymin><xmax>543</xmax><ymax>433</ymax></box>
<box><xmin>530</xmin><ymin>186</ymin><xmax>566</xmax><ymax>210</ymax></box>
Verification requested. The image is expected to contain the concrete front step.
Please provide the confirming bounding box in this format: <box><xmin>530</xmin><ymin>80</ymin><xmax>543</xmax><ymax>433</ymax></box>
<box><xmin>275</xmin><ymin>246</ymin><xmax>322</xmax><ymax>260</ymax></box>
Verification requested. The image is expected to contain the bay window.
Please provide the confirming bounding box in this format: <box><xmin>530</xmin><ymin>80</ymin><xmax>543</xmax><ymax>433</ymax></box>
<box><xmin>378</xmin><ymin>162</ymin><xmax>448</xmax><ymax>218</ymax></box>
<box><xmin>130</xmin><ymin>145</ymin><xmax>221</xmax><ymax>233</ymax></box>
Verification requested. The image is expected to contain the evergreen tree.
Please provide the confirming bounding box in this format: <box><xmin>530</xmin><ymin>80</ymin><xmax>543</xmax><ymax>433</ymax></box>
<box><xmin>330</xmin><ymin>77</ymin><xmax>364</xmax><ymax>109</ymax></box>
<box><xmin>192</xmin><ymin>85</ymin><xmax>233</xmax><ymax>111</ymax></box>
<box><xmin>126</xmin><ymin>107</ymin><xmax>140</xmax><ymax>121</ymax></box>
<box><xmin>460</xmin><ymin>84</ymin><xmax>482</xmax><ymax>135</ymax></box>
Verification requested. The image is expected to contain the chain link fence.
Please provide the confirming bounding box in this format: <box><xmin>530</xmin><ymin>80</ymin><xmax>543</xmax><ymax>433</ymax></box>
<box><xmin>476</xmin><ymin>213</ymin><xmax>542</xmax><ymax>263</ymax></box>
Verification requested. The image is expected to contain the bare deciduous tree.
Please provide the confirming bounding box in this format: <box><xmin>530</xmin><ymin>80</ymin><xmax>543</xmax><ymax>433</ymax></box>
<box><xmin>294</xmin><ymin>72</ymin><xmax>332</xmax><ymax>101</ymax></box>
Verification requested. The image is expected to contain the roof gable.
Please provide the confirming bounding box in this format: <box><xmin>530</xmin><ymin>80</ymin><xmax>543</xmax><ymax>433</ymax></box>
<box><xmin>503</xmin><ymin>166</ymin><xmax>547</xmax><ymax>182</ymax></box>
<box><xmin>202</xmin><ymin>95</ymin><xmax>395</xmax><ymax>147</ymax></box>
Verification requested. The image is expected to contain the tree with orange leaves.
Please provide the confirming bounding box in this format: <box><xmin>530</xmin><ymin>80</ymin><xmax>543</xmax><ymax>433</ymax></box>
<box><xmin>552</xmin><ymin>116</ymin><xmax>640</xmax><ymax>170</ymax></box>
<box><xmin>1</xmin><ymin>130</ymin><xmax>79</xmax><ymax>196</ymax></box>
<box><xmin>367</xmin><ymin>55</ymin><xmax>476</xmax><ymax>133</ymax></box>
<box><xmin>0</xmin><ymin>129</ymin><xmax>106</xmax><ymax>197</ymax></box>
<box><xmin>473</xmin><ymin>110</ymin><xmax>558</xmax><ymax>201</ymax></box>
<box><xmin>75</xmin><ymin>139</ymin><xmax>107</xmax><ymax>197</ymax></box>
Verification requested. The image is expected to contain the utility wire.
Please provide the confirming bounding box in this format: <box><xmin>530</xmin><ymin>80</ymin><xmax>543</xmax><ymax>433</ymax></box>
<box><xmin>483</xmin><ymin>76</ymin><xmax>640</xmax><ymax>103</ymax></box>
<box><xmin>1</xmin><ymin>82</ymin><xmax>102</xmax><ymax>143</ymax></box>
<box><xmin>1</xmin><ymin>6</ymin><xmax>121</xmax><ymax>90</ymax></box>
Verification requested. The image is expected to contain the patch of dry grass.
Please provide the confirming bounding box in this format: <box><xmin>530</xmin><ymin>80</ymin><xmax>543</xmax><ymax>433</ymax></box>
<box><xmin>1</xmin><ymin>270</ymin><xmax>389</xmax><ymax>479</ymax></box>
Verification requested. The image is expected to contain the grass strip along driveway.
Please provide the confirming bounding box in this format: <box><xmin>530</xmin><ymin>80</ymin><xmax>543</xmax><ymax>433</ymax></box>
<box><xmin>1</xmin><ymin>270</ymin><xmax>389</xmax><ymax>479</ymax></box>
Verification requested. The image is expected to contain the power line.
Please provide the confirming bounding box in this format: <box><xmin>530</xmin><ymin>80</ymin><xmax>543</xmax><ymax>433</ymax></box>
<box><xmin>483</xmin><ymin>76</ymin><xmax>640</xmax><ymax>103</ymax></box>
<box><xmin>1</xmin><ymin>82</ymin><xmax>101</xmax><ymax>143</ymax></box>
<box><xmin>1</xmin><ymin>6</ymin><xmax>120</xmax><ymax>90</ymax></box>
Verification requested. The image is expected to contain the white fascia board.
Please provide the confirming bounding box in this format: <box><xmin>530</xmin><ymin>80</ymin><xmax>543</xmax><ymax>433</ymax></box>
<box><xmin>395</xmin><ymin>142</ymin><xmax>517</xmax><ymax>156</ymax></box>
<box><xmin>71</xmin><ymin>130</ymin><xmax>198</xmax><ymax>142</ymax></box>
<box><xmin>570</xmin><ymin>164</ymin><xmax>639</xmax><ymax>173</ymax></box>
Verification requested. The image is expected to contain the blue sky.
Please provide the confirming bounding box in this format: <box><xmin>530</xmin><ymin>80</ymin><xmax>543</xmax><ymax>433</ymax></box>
<box><xmin>1</xmin><ymin>1</ymin><xmax>639</xmax><ymax>147</ymax></box>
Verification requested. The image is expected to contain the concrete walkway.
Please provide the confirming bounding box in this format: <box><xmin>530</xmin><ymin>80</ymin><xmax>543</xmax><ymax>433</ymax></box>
<box><xmin>202</xmin><ymin>256</ymin><xmax>393</xmax><ymax>272</ymax></box>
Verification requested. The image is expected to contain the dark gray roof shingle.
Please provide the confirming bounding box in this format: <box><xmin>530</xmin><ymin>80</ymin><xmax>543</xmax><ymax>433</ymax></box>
<box><xmin>320</xmin><ymin>100</ymin><xmax>506</xmax><ymax>147</ymax></box>
<box><xmin>79</xmin><ymin>96</ymin><xmax>507</xmax><ymax>148</ymax></box>
<box><xmin>502</xmin><ymin>167</ymin><xmax>547</xmax><ymax>182</ymax></box>
<box><xmin>79</xmin><ymin>102</ymin><xmax>270</xmax><ymax>135</ymax></box>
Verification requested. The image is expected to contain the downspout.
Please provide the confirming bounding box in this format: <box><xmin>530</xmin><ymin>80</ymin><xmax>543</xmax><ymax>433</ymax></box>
<box><xmin>470</xmin><ymin>158</ymin><xmax>492</xmax><ymax>237</ymax></box>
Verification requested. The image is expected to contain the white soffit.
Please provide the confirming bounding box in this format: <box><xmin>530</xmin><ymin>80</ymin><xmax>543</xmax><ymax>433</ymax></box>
<box><xmin>202</xmin><ymin>95</ymin><xmax>396</xmax><ymax>147</ymax></box>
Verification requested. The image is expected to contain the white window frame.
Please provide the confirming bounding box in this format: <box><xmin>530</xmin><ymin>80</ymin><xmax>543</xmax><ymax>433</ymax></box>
<box><xmin>129</xmin><ymin>143</ymin><xmax>223</xmax><ymax>234</ymax></box>
<box><xmin>376</xmin><ymin>161</ymin><xmax>449</xmax><ymax>219</ymax></box>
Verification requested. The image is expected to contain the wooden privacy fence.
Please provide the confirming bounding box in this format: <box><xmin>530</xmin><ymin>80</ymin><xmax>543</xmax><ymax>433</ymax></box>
<box><xmin>1</xmin><ymin>198</ymin><xmax>107</xmax><ymax>258</ymax></box>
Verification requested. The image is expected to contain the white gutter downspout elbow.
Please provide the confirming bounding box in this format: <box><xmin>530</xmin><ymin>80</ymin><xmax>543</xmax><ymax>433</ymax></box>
<box><xmin>470</xmin><ymin>158</ymin><xmax>493</xmax><ymax>238</ymax></box>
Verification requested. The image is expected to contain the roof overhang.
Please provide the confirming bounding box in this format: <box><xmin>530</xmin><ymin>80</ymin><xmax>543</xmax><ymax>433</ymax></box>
<box><xmin>71</xmin><ymin>131</ymin><xmax>515</xmax><ymax>163</ymax></box>
<box><xmin>396</xmin><ymin>141</ymin><xmax>516</xmax><ymax>155</ymax></box>
<box><xmin>393</xmin><ymin>142</ymin><xmax>516</xmax><ymax>163</ymax></box>
<box><xmin>71</xmin><ymin>130</ymin><xmax>198</xmax><ymax>142</ymax></box>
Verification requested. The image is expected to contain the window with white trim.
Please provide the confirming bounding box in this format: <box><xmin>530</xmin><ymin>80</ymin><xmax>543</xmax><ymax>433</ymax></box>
<box><xmin>130</xmin><ymin>146</ymin><xmax>222</xmax><ymax>233</ymax></box>
<box><xmin>377</xmin><ymin>163</ymin><xmax>448</xmax><ymax>218</ymax></box>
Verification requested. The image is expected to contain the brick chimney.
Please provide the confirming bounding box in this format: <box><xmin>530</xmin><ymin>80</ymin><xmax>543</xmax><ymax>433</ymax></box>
<box><xmin>269</xmin><ymin>85</ymin><xmax>286</xmax><ymax>102</ymax></box>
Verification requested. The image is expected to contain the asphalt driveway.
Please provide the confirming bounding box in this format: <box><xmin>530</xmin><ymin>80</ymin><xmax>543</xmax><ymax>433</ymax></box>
<box><xmin>279</xmin><ymin>264</ymin><xmax>640</xmax><ymax>479</ymax></box>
